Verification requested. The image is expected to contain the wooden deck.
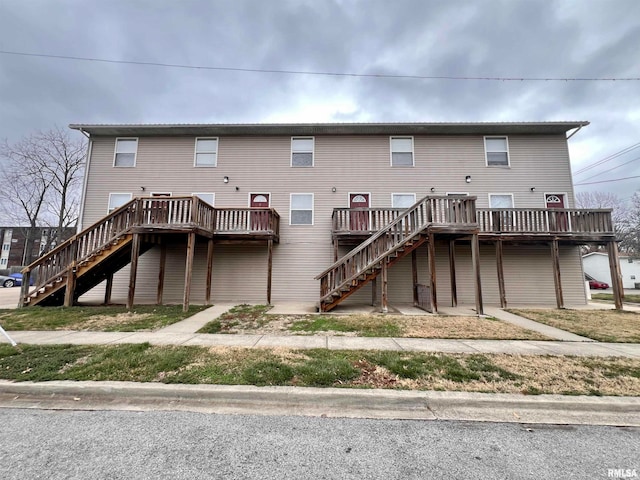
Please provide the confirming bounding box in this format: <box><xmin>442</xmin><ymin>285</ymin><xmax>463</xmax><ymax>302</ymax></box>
<box><xmin>20</xmin><ymin>196</ymin><xmax>280</xmax><ymax>309</ymax></box>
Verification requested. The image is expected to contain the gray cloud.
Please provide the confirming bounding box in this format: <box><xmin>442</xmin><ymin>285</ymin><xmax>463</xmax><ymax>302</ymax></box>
<box><xmin>1</xmin><ymin>0</ymin><xmax>639</xmax><ymax>199</ymax></box>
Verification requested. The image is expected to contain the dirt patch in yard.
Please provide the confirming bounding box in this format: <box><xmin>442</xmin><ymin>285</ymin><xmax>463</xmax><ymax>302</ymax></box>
<box><xmin>70</xmin><ymin>312</ymin><xmax>153</xmax><ymax>331</ymax></box>
<box><xmin>508</xmin><ymin>308</ymin><xmax>640</xmax><ymax>343</ymax></box>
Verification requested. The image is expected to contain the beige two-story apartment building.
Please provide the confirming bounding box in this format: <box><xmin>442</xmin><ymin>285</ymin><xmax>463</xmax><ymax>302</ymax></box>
<box><xmin>20</xmin><ymin>122</ymin><xmax>623</xmax><ymax>312</ymax></box>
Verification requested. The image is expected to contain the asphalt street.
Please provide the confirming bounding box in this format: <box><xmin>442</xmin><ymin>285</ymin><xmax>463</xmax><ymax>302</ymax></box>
<box><xmin>0</xmin><ymin>408</ymin><xmax>638</xmax><ymax>479</ymax></box>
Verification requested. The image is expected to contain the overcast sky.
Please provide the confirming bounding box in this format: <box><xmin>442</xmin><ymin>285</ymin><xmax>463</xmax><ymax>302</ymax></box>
<box><xmin>1</xmin><ymin>0</ymin><xmax>639</xmax><ymax>201</ymax></box>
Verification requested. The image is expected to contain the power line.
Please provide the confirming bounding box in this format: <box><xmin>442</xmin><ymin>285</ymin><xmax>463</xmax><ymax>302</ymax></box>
<box><xmin>577</xmin><ymin>155</ymin><xmax>640</xmax><ymax>183</ymax></box>
<box><xmin>2</xmin><ymin>49</ymin><xmax>640</xmax><ymax>82</ymax></box>
<box><xmin>573</xmin><ymin>142</ymin><xmax>640</xmax><ymax>176</ymax></box>
<box><xmin>574</xmin><ymin>175</ymin><xmax>640</xmax><ymax>186</ymax></box>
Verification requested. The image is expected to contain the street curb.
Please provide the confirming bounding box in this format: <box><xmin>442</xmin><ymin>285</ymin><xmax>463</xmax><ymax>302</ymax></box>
<box><xmin>0</xmin><ymin>380</ymin><xmax>639</xmax><ymax>426</ymax></box>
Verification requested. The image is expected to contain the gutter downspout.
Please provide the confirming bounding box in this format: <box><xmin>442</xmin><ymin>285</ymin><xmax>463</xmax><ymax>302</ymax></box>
<box><xmin>76</xmin><ymin>127</ymin><xmax>92</xmax><ymax>233</ymax></box>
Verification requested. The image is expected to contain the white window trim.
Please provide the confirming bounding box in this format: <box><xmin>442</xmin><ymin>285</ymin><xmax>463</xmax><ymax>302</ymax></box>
<box><xmin>192</xmin><ymin>193</ymin><xmax>215</xmax><ymax>206</ymax></box>
<box><xmin>291</xmin><ymin>136</ymin><xmax>315</xmax><ymax>167</ymax></box>
<box><xmin>389</xmin><ymin>136</ymin><xmax>415</xmax><ymax>167</ymax></box>
<box><xmin>289</xmin><ymin>193</ymin><xmax>314</xmax><ymax>226</ymax></box>
<box><xmin>113</xmin><ymin>137</ymin><xmax>138</xmax><ymax>167</ymax></box>
<box><xmin>194</xmin><ymin>137</ymin><xmax>218</xmax><ymax>167</ymax></box>
<box><xmin>150</xmin><ymin>192</ymin><xmax>172</xmax><ymax>197</ymax></box>
<box><xmin>488</xmin><ymin>193</ymin><xmax>515</xmax><ymax>208</ymax></box>
<box><xmin>484</xmin><ymin>136</ymin><xmax>510</xmax><ymax>167</ymax></box>
<box><xmin>248</xmin><ymin>192</ymin><xmax>272</xmax><ymax>207</ymax></box>
<box><xmin>107</xmin><ymin>192</ymin><xmax>133</xmax><ymax>213</ymax></box>
<box><xmin>446</xmin><ymin>192</ymin><xmax>469</xmax><ymax>196</ymax></box>
<box><xmin>347</xmin><ymin>192</ymin><xmax>372</xmax><ymax>207</ymax></box>
<box><xmin>391</xmin><ymin>193</ymin><xmax>416</xmax><ymax>208</ymax></box>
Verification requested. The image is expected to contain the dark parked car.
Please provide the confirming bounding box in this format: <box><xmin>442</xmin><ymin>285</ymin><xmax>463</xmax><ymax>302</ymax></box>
<box><xmin>0</xmin><ymin>273</ymin><xmax>33</xmax><ymax>288</ymax></box>
<box><xmin>589</xmin><ymin>279</ymin><xmax>609</xmax><ymax>290</ymax></box>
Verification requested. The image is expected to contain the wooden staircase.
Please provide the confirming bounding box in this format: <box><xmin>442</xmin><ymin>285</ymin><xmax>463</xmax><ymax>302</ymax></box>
<box><xmin>315</xmin><ymin>195</ymin><xmax>477</xmax><ymax>312</ymax></box>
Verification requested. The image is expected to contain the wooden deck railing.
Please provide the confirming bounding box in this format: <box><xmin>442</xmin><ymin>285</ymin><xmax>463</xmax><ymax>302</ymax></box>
<box><xmin>476</xmin><ymin>208</ymin><xmax>614</xmax><ymax>234</ymax></box>
<box><xmin>20</xmin><ymin>196</ymin><xmax>279</xmax><ymax>305</ymax></box>
<box><xmin>215</xmin><ymin>208</ymin><xmax>280</xmax><ymax>236</ymax></box>
<box><xmin>332</xmin><ymin>196</ymin><xmax>477</xmax><ymax>235</ymax></box>
<box><xmin>317</xmin><ymin>196</ymin><xmax>477</xmax><ymax>302</ymax></box>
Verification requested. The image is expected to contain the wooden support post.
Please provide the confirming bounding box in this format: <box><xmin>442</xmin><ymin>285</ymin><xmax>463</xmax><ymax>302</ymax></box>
<box><xmin>333</xmin><ymin>240</ymin><xmax>339</xmax><ymax>263</ymax></box>
<box><xmin>64</xmin><ymin>240</ymin><xmax>77</xmax><ymax>307</ymax></box>
<box><xmin>607</xmin><ymin>240</ymin><xmax>624</xmax><ymax>310</ymax></box>
<box><xmin>471</xmin><ymin>233</ymin><xmax>484</xmax><ymax>315</ymax></box>
<box><xmin>127</xmin><ymin>233</ymin><xmax>141</xmax><ymax>310</ymax></box>
<box><xmin>411</xmin><ymin>249</ymin><xmax>418</xmax><ymax>307</ymax></box>
<box><xmin>381</xmin><ymin>258</ymin><xmax>388</xmax><ymax>313</ymax></box>
<box><xmin>267</xmin><ymin>238</ymin><xmax>273</xmax><ymax>305</ymax></box>
<box><xmin>18</xmin><ymin>270</ymin><xmax>30</xmax><ymax>307</ymax></box>
<box><xmin>371</xmin><ymin>277</ymin><xmax>377</xmax><ymax>306</ymax></box>
<box><xmin>182</xmin><ymin>233</ymin><xmax>196</xmax><ymax>313</ymax></box>
<box><xmin>156</xmin><ymin>243</ymin><xmax>166</xmax><ymax>305</ymax></box>
<box><xmin>428</xmin><ymin>233</ymin><xmax>437</xmax><ymax>313</ymax></box>
<box><xmin>448</xmin><ymin>240</ymin><xmax>457</xmax><ymax>308</ymax></box>
<box><xmin>496</xmin><ymin>240</ymin><xmax>507</xmax><ymax>309</ymax></box>
<box><xmin>104</xmin><ymin>273</ymin><xmax>114</xmax><ymax>305</ymax></box>
<box><xmin>205</xmin><ymin>239</ymin><xmax>214</xmax><ymax>305</ymax></box>
<box><xmin>550</xmin><ymin>239</ymin><xmax>564</xmax><ymax>309</ymax></box>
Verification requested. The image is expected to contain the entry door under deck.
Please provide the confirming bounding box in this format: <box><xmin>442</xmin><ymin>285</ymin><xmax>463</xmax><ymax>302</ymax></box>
<box><xmin>250</xmin><ymin>193</ymin><xmax>270</xmax><ymax>231</ymax></box>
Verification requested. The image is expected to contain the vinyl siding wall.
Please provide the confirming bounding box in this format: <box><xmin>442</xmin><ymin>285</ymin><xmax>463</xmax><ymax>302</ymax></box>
<box><xmin>79</xmin><ymin>133</ymin><xmax>586</xmax><ymax>306</ymax></box>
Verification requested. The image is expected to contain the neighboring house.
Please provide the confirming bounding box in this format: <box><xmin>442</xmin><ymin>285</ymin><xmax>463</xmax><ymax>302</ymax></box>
<box><xmin>19</xmin><ymin>122</ymin><xmax>622</xmax><ymax>311</ymax></box>
<box><xmin>583</xmin><ymin>252</ymin><xmax>640</xmax><ymax>289</ymax></box>
<box><xmin>0</xmin><ymin>227</ymin><xmax>75</xmax><ymax>269</ymax></box>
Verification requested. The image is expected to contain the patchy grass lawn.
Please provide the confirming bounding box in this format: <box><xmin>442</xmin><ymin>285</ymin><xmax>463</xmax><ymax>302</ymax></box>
<box><xmin>592</xmin><ymin>293</ymin><xmax>640</xmax><ymax>304</ymax></box>
<box><xmin>197</xmin><ymin>305</ymin><xmax>548</xmax><ymax>340</ymax></box>
<box><xmin>0</xmin><ymin>305</ymin><xmax>209</xmax><ymax>332</ymax></box>
<box><xmin>508</xmin><ymin>309</ymin><xmax>640</xmax><ymax>343</ymax></box>
<box><xmin>1</xmin><ymin>343</ymin><xmax>638</xmax><ymax>396</ymax></box>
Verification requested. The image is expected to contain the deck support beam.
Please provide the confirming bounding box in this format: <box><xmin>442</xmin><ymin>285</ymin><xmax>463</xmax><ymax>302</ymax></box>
<box><xmin>127</xmin><ymin>233</ymin><xmax>141</xmax><ymax>310</ymax></box>
<box><xmin>495</xmin><ymin>240</ymin><xmax>507</xmax><ymax>309</ymax></box>
<box><xmin>371</xmin><ymin>277</ymin><xmax>377</xmax><ymax>307</ymax></box>
<box><xmin>157</xmin><ymin>243</ymin><xmax>166</xmax><ymax>305</ymax></box>
<box><xmin>607</xmin><ymin>240</ymin><xmax>624</xmax><ymax>310</ymax></box>
<box><xmin>205</xmin><ymin>239</ymin><xmax>214</xmax><ymax>305</ymax></box>
<box><xmin>411</xmin><ymin>249</ymin><xmax>418</xmax><ymax>307</ymax></box>
<box><xmin>428</xmin><ymin>233</ymin><xmax>437</xmax><ymax>313</ymax></box>
<box><xmin>550</xmin><ymin>239</ymin><xmax>564</xmax><ymax>309</ymax></box>
<box><xmin>64</xmin><ymin>263</ymin><xmax>76</xmax><ymax>307</ymax></box>
<box><xmin>267</xmin><ymin>238</ymin><xmax>273</xmax><ymax>305</ymax></box>
<box><xmin>183</xmin><ymin>233</ymin><xmax>196</xmax><ymax>313</ymax></box>
<box><xmin>471</xmin><ymin>233</ymin><xmax>484</xmax><ymax>315</ymax></box>
<box><xmin>381</xmin><ymin>258</ymin><xmax>388</xmax><ymax>313</ymax></box>
<box><xmin>333</xmin><ymin>240</ymin><xmax>339</xmax><ymax>263</ymax></box>
<box><xmin>448</xmin><ymin>240</ymin><xmax>457</xmax><ymax>308</ymax></box>
<box><xmin>104</xmin><ymin>273</ymin><xmax>114</xmax><ymax>305</ymax></box>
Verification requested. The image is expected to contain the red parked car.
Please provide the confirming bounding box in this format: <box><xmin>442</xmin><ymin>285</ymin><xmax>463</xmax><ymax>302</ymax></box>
<box><xmin>589</xmin><ymin>279</ymin><xmax>609</xmax><ymax>290</ymax></box>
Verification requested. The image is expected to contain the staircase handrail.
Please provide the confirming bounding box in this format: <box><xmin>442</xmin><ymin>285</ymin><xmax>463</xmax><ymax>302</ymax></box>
<box><xmin>315</xmin><ymin>196</ymin><xmax>476</xmax><ymax>302</ymax></box>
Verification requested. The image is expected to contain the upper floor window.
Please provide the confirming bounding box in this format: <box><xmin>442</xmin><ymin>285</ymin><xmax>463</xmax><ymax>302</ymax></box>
<box><xmin>108</xmin><ymin>193</ymin><xmax>132</xmax><ymax>213</ymax></box>
<box><xmin>390</xmin><ymin>137</ymin><xmax>414</xmax><ymax>166</ymax></box>
<box><xmin>291</xmin><ymin>137</ymin><xmax>314</xmax><ymax>167</ymax></box>
<box><xmin>489</xmin><ymin>193</ymin><xmax>514</xmax><ymax>208</ymax></box>
<box><xmin>290</xmin><ymin>193</ymin><xmax>314</xmax><ymax>225</ymax></box>
<box><xmin>195</xmin><ymin>138</ymin><xmax>218</xmax><ymax>167</ymax></box>
<box><xmin>114</xmin><ymin>138</ymin><xmax>138</xmax><ymax>167</ymax></box>
<box><xmin>485</xmin><ymin>136</ymin><xmax>510</xmax><ymax>166</ymax></box>
<box><xmin>391</xmin><ymin>193</ymin><xmax>416</xmax><ymax>209</ymax></box>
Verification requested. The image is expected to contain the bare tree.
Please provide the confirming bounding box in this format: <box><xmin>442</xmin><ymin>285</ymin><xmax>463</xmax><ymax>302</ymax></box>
<box><xmin>617</xmin><ymin>192</ymin><xmax>640</xmax><ymax>255</ymax></box>
<box><xmin>0</xmin><ymin>127</ymin><xmax>86</xmax><ymax>264</ymax></box>
<box><xmin>575</xmin><ymin>191</ymin><xmax>628</xmax><ymax>224</ymax></box>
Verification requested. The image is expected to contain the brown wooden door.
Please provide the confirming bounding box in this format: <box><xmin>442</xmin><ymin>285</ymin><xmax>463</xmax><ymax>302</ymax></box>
<box><xmin>545</xmin><ymin>194</ymin><xmax>568</xmax><ymax>231</ymax></box>
<box><xmin>250</xmin><ymin>193</ymin><xmax>270</xmax><ymax>231</ymax></box>
<box><xmin>349</xmin><ymin>194</ymin><xmax>370</xmax><ymax>231</ymax></box>
<box><xmin>150</xmin><ymin>192</ymin><xmax>171</xmax><ymax>223</ymax></box>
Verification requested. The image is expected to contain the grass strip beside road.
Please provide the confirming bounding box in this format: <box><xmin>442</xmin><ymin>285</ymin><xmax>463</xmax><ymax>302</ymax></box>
<box><xmin>1</xmin><ymin>343</ymin><xmax>639</xmax><ymax>396</ymax></box>
<box><xmin>198</xmin><ymin>304</ymin><xmax>549</xmax><ymax>340</ymax></box>
<box><xmin>0</xmin><ymin>305</ymin><xmax>209</xmax><ymax>332</ymax></box>
<box><xmin>508</xmin><ymin>309</ymin><xmax>640</xmax><ymax>343</ymax></box>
